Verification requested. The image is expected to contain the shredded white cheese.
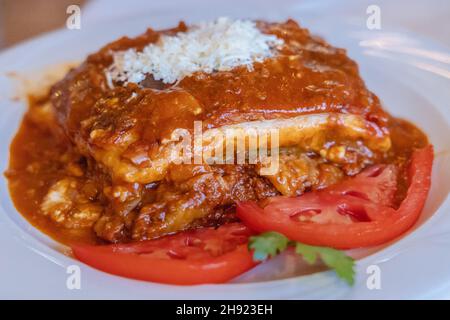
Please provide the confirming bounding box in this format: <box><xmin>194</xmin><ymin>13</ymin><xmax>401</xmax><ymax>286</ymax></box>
<box><xmin>106</xmin><ymin>17</ymin><xmax>284</xmax><ymax>85</ymax></box>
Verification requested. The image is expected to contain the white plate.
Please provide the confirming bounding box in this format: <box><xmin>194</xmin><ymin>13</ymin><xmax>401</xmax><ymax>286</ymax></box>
<box><xmin>1</xmin><ymin>1</ymin><xmax>449</xmax><ymax>299</ymax></box>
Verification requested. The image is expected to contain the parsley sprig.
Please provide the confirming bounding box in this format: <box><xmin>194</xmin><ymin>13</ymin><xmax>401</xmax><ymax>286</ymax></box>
<box><xmin>249</xmin><ymin>232</ymin><xmax>355</xmax><ymax>285</ymax></box>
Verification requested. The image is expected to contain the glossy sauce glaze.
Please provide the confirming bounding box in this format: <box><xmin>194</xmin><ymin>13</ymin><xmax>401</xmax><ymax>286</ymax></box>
<box><xmin>5</xmin><ymin>102</ymin><xmax>429</xmax><ymax>245</ymax></box>
<box><xmin>52</xmin><ymin>20</ymin><xmax>390</xmax><ymax>147</ymax></box>
<box><xmin>5</xmin><ymin>20</ymin><xmax>429</xmax><ymax>245</ymax></box>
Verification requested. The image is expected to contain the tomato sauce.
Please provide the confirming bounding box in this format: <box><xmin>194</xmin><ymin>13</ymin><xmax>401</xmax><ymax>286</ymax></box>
<box><xmin>5</xmin><ymin>98</ymin><xmax>428</xmax><ymax>245</ymax></box>
<box><xmin>4</xmin><ymin>20</ymin><xmax>429</xmax><ymax>245</ymax></box>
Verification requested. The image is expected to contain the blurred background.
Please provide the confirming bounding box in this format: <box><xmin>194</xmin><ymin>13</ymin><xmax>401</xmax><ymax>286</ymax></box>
<box><xmin>0</xmin><ymin>0</ymin><xmax>86</xmax><ymax>49</ymax></box>
<box><xmin>0</xmin><ymin>0</ymin><xmax>449</xmax><ymax>50</ymax></box>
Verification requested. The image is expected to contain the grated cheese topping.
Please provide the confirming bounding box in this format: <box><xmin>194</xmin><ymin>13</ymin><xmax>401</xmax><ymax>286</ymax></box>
<box><xmin>106</xmin><ymin>17</ymin><xmax>284</xmax><ymax>85</ymax></box>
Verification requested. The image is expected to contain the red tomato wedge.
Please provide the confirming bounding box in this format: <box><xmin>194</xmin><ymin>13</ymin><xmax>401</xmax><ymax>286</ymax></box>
<box><xmin>237</xmin><ymin>146</ymin><xmax>433</xmax><ymax>249</ymax></box>
<box><xmin>72</xmin><ymin>223</ymin><xmax>257</xmax><ymax>285</ymax></box>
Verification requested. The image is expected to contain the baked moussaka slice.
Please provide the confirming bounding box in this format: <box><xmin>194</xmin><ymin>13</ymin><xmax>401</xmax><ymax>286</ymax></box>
<box><xmin>31</xmin><ymin>18</ymin><xmax>395</xmax><ymax>242</ymax></box>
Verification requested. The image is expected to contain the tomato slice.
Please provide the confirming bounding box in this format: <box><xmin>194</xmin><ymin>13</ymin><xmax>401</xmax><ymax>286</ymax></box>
<box><xmin>237</xmin><ymin>146</ymin><xmax>433</xmax><ymax>249</ymax></box>
<box><xmin>72</xmin><ymin>223</ymin><xmax>257</xmax><ymax>285</ymax></box>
